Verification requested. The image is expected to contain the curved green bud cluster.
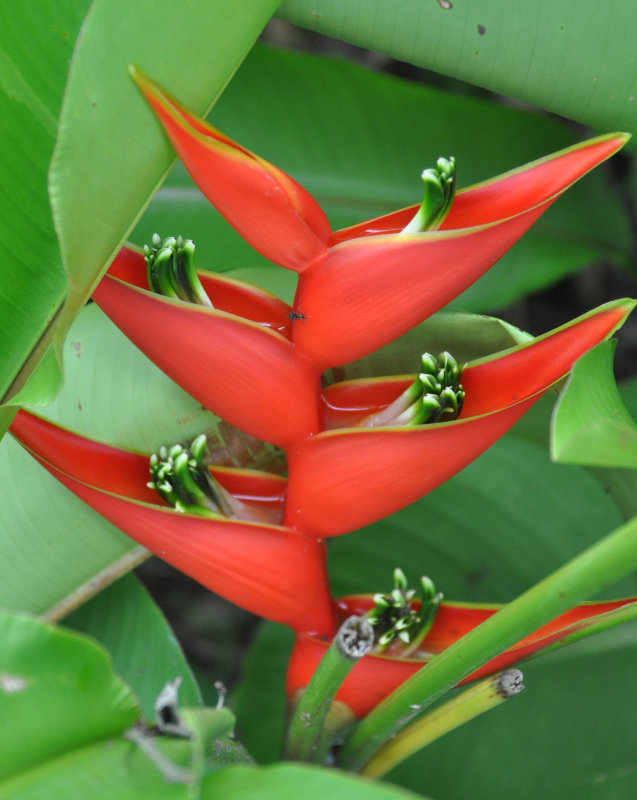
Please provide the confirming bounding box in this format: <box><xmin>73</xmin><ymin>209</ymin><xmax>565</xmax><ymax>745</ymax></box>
<box><xmin>363</xmin><ymin>351</ymin><xmax>465</xmax><ymax>427</ymax></box>
<box><xmin>367</xmin><ymin>568</ymin><xmax>443</xmax><ymax>656</ymax></box>
<box><xmin>148</xmin><ymin>434</ymin><xmax>231</xmax><ymax>517</ymax></box>
<box><xmin>145</xmin><ymin>233</ymin><xmax>213</xmax><ymax>307</ymax></box>
<box><xmin>401</xmin><ymin>156</ymin><xmax>456</xmax><ymax>234</ymax></box>
<box><xmin>417</xmin><ymin>350</ymin><xmax>465</xmax><ymax>423</ymax></box>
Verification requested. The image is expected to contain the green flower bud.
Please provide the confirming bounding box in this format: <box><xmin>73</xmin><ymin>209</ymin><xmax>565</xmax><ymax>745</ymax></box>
<box><xmin>401</xmin><ymin>156</ymin><xmax>456</xmax><ymax>234</ymax></box>
<box><xmin>368</xmin><ymin>569</ymin><xmax>443</xmax><ymax>655</ymax></box>
<box><xmin>361</xmin><ymin>350</ymin><xmax>465</xmax><ymax>428</ymax></box>
<box><xmin>148</xmin><ymin>435</ymin><xmax>234</xmax><ymax>517</ymax></box>
<box><xmin>145</xmin><ymin>234</ymin><xmax>213</xmax><ymax>307</ymax></box>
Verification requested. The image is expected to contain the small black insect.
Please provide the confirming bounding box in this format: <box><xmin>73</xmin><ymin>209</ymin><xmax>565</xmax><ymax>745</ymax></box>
<box><xmin>289</xmin><ymin>311</ymin><xmax>307</xmax><ymax>322</ymax></box>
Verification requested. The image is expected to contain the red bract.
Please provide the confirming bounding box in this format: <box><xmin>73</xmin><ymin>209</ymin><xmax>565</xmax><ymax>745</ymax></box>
<box><xmin>131</xmin><ymin>67</ymin><xmax>331</xmax><ymax>273</ymax></box>
<box><xmin>9</xmin><ymin>410</ymin><xmax>335</xmax><ymax>636</ymax></box>
<box><xmin>93</xmin><ymin>247</ymin><xmax>323</xmax><ymax>449</ymax></box>
<box><xmin>284</xmin><ymin>301</ymin><xmax>634</xmax><ymax>536</ymax></box>
<box><xmin>131</xmin><ymin>68</ymin><xmax>628</xmax><ymax>369</ymax></box>
<box><xmin>287</xmin><ymin>595</ymin><xmax>637</xmax><ymax>717</ymax></box>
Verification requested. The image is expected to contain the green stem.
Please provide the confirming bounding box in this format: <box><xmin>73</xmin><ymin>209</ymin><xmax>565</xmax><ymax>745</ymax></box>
<box><xmin>339</xmin><ymin>514</ymin><xmax>637</xmax><ymax>771</ymax></box>
<box><xmin>360</xmin><ymin>669</ymin><xmax>524</xmax><ymax>779</ymax></box>
<box><xmin>285</xmin><ymin>616</ymin><xmax>374</xmax><ymax>763</ymax></box>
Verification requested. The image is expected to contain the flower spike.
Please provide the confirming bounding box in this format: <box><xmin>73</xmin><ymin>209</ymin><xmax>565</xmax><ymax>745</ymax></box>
<box><xmin>131</xmin><ymin>67</ymin><xmax>331</xmax><ymax>272</ymax></box>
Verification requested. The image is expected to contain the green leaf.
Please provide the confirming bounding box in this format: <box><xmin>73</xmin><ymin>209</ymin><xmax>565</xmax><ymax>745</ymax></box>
<box><xmin>0</xmin><ymin>1</ymin><xmax>89</xmax><ymax>404</ymax></box>
<box><xmin>235</xmin><ymin>623</ymin><xmax>294</xmax><ymax>764</ymax></box>
<box><xmin>0</xmin><ymin>1</ymin><xmax>278</xmax><ymax>435</ymax></box>
<box><xmin>587</xmin><ymin>378</ymin><xmax>637</xmax><ymax>519</ymax></box>
<box><xmin>592</xmin><ymin>465</ymin><xmax>637</xmax><ymax>521</ymax></box>
<box><xmin>0</xmin><ymin>613</ymin><xmax>246</xmax><ymax>797</ymax></box>
<box><xmin>0</xmin><ymin>612</ymin><xmax>139</xmax><ymax>781</ymax></box>
<box><xmin>180</xmin><ymin>706</ymin><xmax>246</xmax><ymax>777</ymax></box>
<box><xmin>620</xmin><ymin>379</ymin><xmax>637</xmax><ymax>416</ymax></box>
<box><xmin>201</xmin><ymin>763</ymin><xmax>426</xmax><ymax>800</ymax></box>
<box><xmin>0</xmin><ymin>433</ymin><xmax>143</xmax><ymax>617</ymax></box>
<box><xmin>551</xmin><ymin>340</ymin><xmax>637</xmax><ymax>468</ymax></box>
<box><xmin>133</xmin><ymin>44</ymin><xmax>628</xmax><ymax>313</ymax></box>
<box><xmin>50</xmin><ymin>0</ymin><xmax>279</xmax><ymax>331</ymax></box>
<box><xmin>0</xmin><ymin>737</ymin><xmax>194</xmax><ymax>800</ymax></box>
<box><xmin>6</xmin><ymin>347</ymin><xmax>65</xmax><ymax>409</ymax></box>
<box><xmin>0</xmin><ymin>407</ymin><xmax>16</xmax><ymax>441</ymax></box>
<box><xmin>64</xmin><ymin>573</ymin><xmax>202</xmax><ymax>719</ymax></box>
<box><xmin>278</xmin><ymin>0</ymin><xmax>637</xmax><ymax>137</ymax></box>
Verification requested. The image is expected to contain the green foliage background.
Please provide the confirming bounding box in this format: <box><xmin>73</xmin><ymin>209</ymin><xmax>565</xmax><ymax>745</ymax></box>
<box><xmin>1</xmin><ymin>1</ymin><xmax>637</xmax><ymax>798</ymax></box>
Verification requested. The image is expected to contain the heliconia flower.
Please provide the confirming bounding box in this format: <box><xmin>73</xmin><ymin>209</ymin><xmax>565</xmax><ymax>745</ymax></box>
<box><xmin>284</xmin><ymin>300</ymin><xmax>634</xmax><ymax>537</ymax></box>
<box><xmin>92</xmin><ymin>246</ymin><xmax>323</xmax><ymax>449</ymax></box>
<box><xmin>286</xmin><ymin>594</ymin><xmax>637</xmax><ymax>717</ymax></box>
<box><xmin>9</xmin><ymin>409</ymin><xmax>335</xmax><ymax>636</ymax></box>
<box><xmin>131</xmin><ymin>68</ymin><xmax>629</xmax><ymax>370</ymax></box>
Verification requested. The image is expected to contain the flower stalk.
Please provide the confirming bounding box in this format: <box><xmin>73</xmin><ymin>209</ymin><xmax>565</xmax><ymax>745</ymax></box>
<box><xmin>360</xmin><ymin>669</ymin><xmax>524</xmax><ymax>779</ymax></box>
<box><xmin>285</xmin><ymin>616</ymin><xmax>375</xmax><ymax>763</ymax></box>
